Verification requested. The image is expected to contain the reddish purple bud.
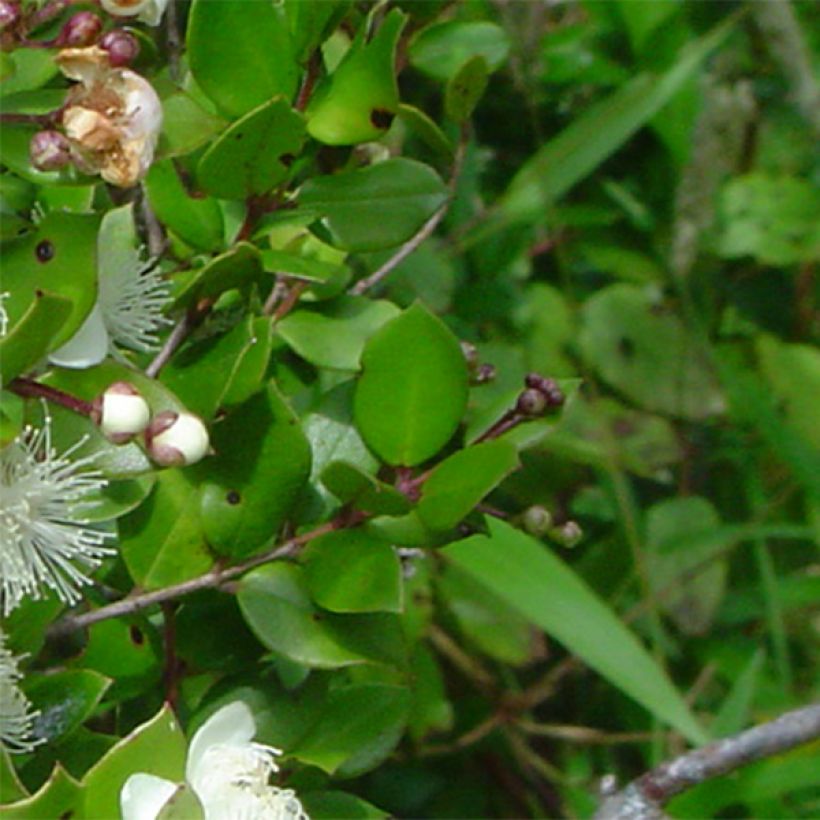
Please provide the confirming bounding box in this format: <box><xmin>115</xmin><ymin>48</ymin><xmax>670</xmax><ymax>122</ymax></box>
<box><xmin>99</xmin><ymin>29</ymin><xmax>140</xmax><ymax>67</ymax></box>
<box><xmin>58</xmin><ymin>11</ymin><xmax>103</xmax><ymax>47</ymax></box>
<box><xmin>29</xmin><ymin>130</ymin><xmax>72</xmax><ymax>171</ymax></box>
<box><xmin>0</xmin><ymin>0</ymin><xmax>20</xmax><ymax>30</ymax></box>
<box><xmin>516</xmin><ymin>388</ymin><xmax>548</xmax><ymax>417</ymax></box>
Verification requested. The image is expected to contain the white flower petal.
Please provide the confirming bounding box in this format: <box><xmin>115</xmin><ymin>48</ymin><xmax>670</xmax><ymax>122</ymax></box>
<box><xmin>48</xmin><ymin>303</ymin><xmax>109</xmax><ymax>369</ymax></box>
<box><xmin>0</xmin><ymin>629</ymin><xmax>42</xmax><ymax>754</ymax></box>
<box><xmin>120</xmin><ymin>773</ymin><xmax>179</xmax><ymax>820</ymax></box>
<box><xmin>186</xmin><ymin>702</ymin><xmax>256</xmax><ymax>786</ymax></box>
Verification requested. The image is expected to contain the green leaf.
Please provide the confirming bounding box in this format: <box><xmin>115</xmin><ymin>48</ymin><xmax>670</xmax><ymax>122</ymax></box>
<box><xmin>409</xmin><ymin>21</ymin><xmax>510</xmax><ymax>81</ymax></box>
<box><xmin>299</xmin><ymin>158</ymin><xmax>448</xmax><ymax>252</ymax></box>
<box><xmin>145</xmin><ymin>160</ymin><xmax>225</xmax><ymax>253</ymax></box>
<box><xmin>301</xmin><ymin>791</ymin><xmax>388</xmax><ymax>820</ymax></box>
<box><xmin>1</xmin><ymin>211</ymin><xmax>99</xmax><ymax>351</ymax></box>
<box><xmin>407</xmin><ymin>645</ymin><xmax>454</xmax><ymax>742</ymax></box>
<box><xmin>320</xmin><ymin>460</ymin><xmax>411</xmax><ymax>516</ymax></box>
<box><xmin>172</xmin><ymin>242</ymin><xmax>262</xmax><ymax>309</ymax></box>
<box><xmin>277</xmin><ymin>296</ymin><xmax>400</xmax><ymax>371</ymax></box>
<box><xmin>285</xmin><ymin>0</ymin><xmax>351</xmax><ymax>63</ymax></box>
<box><xmin>396</xmin><ymin>104</ymin><xmax>454</xmax><ymax>161</ymax></box>
<box><xmin>81</xmin><ymin>704</ymin><xmax>186</xmax><ymax>820</ymax></box>
<box><xmin>0</xmin><ymin>765</ymin><xmax>81</xmax><ymax>819</ymax></box>
<box><xmin>198</xmin><ymin>98</ymin><xmax>306</xmax><ymax>200</ymax></box>
<box><xmin>187</xmin><ymin>0</ymin><xmax>298</xmax><ymax>118</ymax></box>
<box><xmin>291</xmin><ymin>684</ymin><xmax>411</xmax><ymax>776</ymax></box>
<box><xmin>237</xmin><ymin>563</ymin><xmax>405</xmax><ymax>668</ymax></box>
<box><xmin>0</xmin><ymin>289</ymin><xmax>71</xmax><ymax>383</ymax></box>
<box><xmin>303</xmin><ymin>529</ymin><xmax>402</xmax><ymax>613</ymax></box>
<box><xmin>354</xmin><ymin>303</ymin><xmax>468</xmax><ymax>466</ymax></box>
<box><xmin>443</xmin><ymin>518</ymin><xmax>707</xmax><ymax>743</ymax></box>
<box><xmin>418</xmin><ymin>440</ymin><xmax>519</xmax><ymax>531</ymax></box>
<box><xmin>616</xmin><ymin>0</ymin><xmax>682</xmax><ymax>54</ymax></box>
<box><xmin>306</xmin><ymin>9</ymin><xmax>406</xmax><ymax>146</ymax></box>
<box><xmin>119</xmin><ymin>469</ymin><xmax>214</xmax><ymax>590</ymax></box>
<box><xmin>197</xmin><ymin>384</ymin><xmax>311</xmax><ymax>557</ymax></box>
<box><xmin>0</xmin><ymin>748</ymin><xmax>27</xmax><ymax>804</ymax></box>
<box><xmin>711</xmin><ymin>649</ymin><xmax>765</xmax><ymax>738</ymax></box>
<box><xmin>158</xmin><ymin>91</ymin><xmax>228</xmax><ymax>158</ymax></box>
<box><xmin>445</xmin><ymin>55</ymin><xmax>489</xmax><ymax>123</ymax></box>
<box><xmin>500</xmin><ymin>17</ymin><xmax>735</xmax><ymax>221</ymax></box>
<box><xmin>261</xmin><ymin>249</ymin><xmax>346</xmax><ymax>284</ymax></box>
<box><xmin>0</xmin><ymin>49</ymin><xmax>57</xmax><ymax>98</ymax></box>
<box><xmin>579</xmin><ymin>284</ymin><xmax>724</xmax><ymax>420</ymax></box>
<box><xmin>25</xmin><ymin>669</ymin><xmax>111</xmax><ymax>744</ymax></box>
<box><xmin>161</xmin><ymin>315</ymin><xmax>274</xmax><ymax>420</ymax></box>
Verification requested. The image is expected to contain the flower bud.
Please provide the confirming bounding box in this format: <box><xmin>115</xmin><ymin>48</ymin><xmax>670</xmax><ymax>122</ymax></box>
<box><xmin>58</xmin><ymin>12</ymin><xmax>103</xmax><ymax>47</ymax></box>
<box><xmin>524</xmin><ymin>373</ymin><xmax>565</xmax><ymax>408</ymax></box>
<box><xmin>91</xmin><ymin>381</ymin><xmax>150</xmax><ymax>444</ymax></box>
<box><xmin>145</xmin><ymin>411</ymin><xmax>210</xmax><ymax>467</ymax></box>
<box><xmin>471</xmin><ymin>363</ymin><xmax>496</xmax><ymax>385</ymax></box>
<box><xmin>516</xmin><ymin>388</ymin><xmax>547</xmax><ymax>417</ymax></box>
<box><xmin>99</xmin><ymin>29</ymin><xmax>140</xmax><ymax>67</ymax></box>
<box><xmin>552</xmin><ymin>520</ymin><xmax>583</xmax><ymax>549</ymax></box>
<box><xmin>0</xmin><ymin>1</ymin><xmax>20</xmax><ymax>30</ymax></box>
<box><xmin>29</xmin><ymin>130</ymin><xmax>73</xmax><ymax>171</ymax></box>
<box><xmin>522</xmin><ymin>505</ymin><xmax>553</xmax><ymax>536</ymax></box>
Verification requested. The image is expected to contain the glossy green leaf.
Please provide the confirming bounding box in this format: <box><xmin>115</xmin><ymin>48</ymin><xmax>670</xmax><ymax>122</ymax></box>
<box><xmin>85</xmin><ymin>474</ymin><xmax>157</xmax><ymax>522</ymax></box>
<box><xmin>187</xmin><ymin>0</ymin><xmax>298</xmax><ymax>118</ymax></box>
<box><xmin>354</xmin><ymin>303</ymin><xmax>468</xmax><ymax>466</ymax></box>
<box><xmin>306</xmin><ymin>9</ymin><xmax>406</xmax><ymax>146</ymax></box>
<box><xmin>172</xmin><ymin>242</ymin><xmax>262</xmax><ymax>309</ymax></box>
<box><xmin>711</xmin><ymin>649</ymin><xmax>765</xmax><ymax>738</ymax></box>
<box><xmin>25</xmin><ymin>669</ymin><xmax>111</xmax><ymax>744</ymax></box>
<box><xmin>198</xmin><ymin>98</ymin><xmax>306</xmax><ymax>200</ymax></box>
<box><xmin>303</xmin><ymin>529</ymin><xmax>402</xmax><ymax>613</ymax></box>
<box><xmin>291</xmin><ymin>684</ymin><xmax>411</xmax><ymax>776</ymax></box>
<box><xmin>407</xmin><ymin>645</ymin><xmax>454</xmax><ymax>742</ymax></box>
<box><xmin>647</xmin><ymin>497</ymin><xmax>728</xmax><ymax>635</ymax></box>
<box><xmin>1</xmin><ymin>211</ymin><xmax>99</xmax><ymax>350</ymax></box>
<box><xmin>301</xmin><ymin>791</ymin><xmax>388</xmax><ymax>820</ymax></box>
<box><xmin>0</xmin><ymin>765</ymin><xmax>81</xmax><ymax>819</ymax></box>
<box><xmin>237</xmin><ymin>563</ymin><xmax>405</xmax><ymax>668</ymax></box>
<box><xmin>501</xmin><ymin>18</ymin><xmax>734</xmax><ymax>221</ymax></box>
<box><xmin>260</xmin><ymin>249</ymin><xmax>346</xmax><ymax>283</ymax></box>
<box><xmin>158</xmin><ymin>91</ymin><xmax>228</xmax><ymax>158</ymax></box>
<box><xmin>145</xmin><ymin>159</ymin><xmax>224</xmax><ymax>253</ymax></box>
<box><xmin>409</xmin><ymin>21</ymin><xmax>510</xmax><ymax>80</ymax></box>
<box><xmin>197</xmin><ymin>384</ymin><xmax>311</xmax><ymax>557</ymax></box>
<box><xmin>579</xmin><ymin>284</ymin><xmax>724</xmax><ymax>420</ymax></box>
<box><xmin>0</xmin><ymin>289</ymin><xmax>71</xmax><ymax>383</ymax></box>
<box><xmin>365</xmin><ymin>510</ymin><xmax>437</xmax><ymax>548</ymax></box>
<box><xmin>445</xmin><ymin>55</ymin><xmax>489</xmax><ymax>122</ymax></box>
<box><xmin>161</xmin><ymin>315</ymin><xmax>274</xmax><ymax>420</ymax></box>
<box><xmin>418</xmin><ymin>440</ymin><xmax>519</xmax><ymax>530</ymax></box>
<box><xmin>443</xmin><ymin>518</ymin><xmax>707</xmax><ymax>743</ymax></box>
<box><xmin>0</xmin><ymin>748</ymin><xmax>27</xmax><ymax>803</ymax></box>
<box><xmin>277</xmin><ymin>296</ymin><xmax>400</xmax><ymax>371</ymax></box>
<box><xmin>0</xmin><ymin>49</ymin><xmax>58</xmax><ymax>98</ymax></box>
<box><xmin>81</xmin><ymin>704</ymin><xmax>186</xmax><ymax>820</ymax></box>
<box><xmin>299</xmin><ymin>158</ymin><xmax>448</xmax><ymax>252</ymax></box>
<box><xmin>285</xmin><ymin>0</ymin><xmax>351</xmax><ymax>62</ymax></box>
<box><xmin>119</xmin><ymin>469</ymin><xmax>214</xmax><ymax>590</ymax></box>
<box><xmin>320</xmin><ymin>460</ymin><xmax>411</xmax><ymax>516</ymax></box>
<box><xmin>396</xmin><ymin>103</ymin><xmax>454</xmax><ymax>162</ymax></box>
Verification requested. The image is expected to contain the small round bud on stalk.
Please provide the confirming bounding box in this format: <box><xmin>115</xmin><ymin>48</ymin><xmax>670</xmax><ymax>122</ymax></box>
<box><xmin>524</xmin><ymin>372</ymin><xmax>565</xmax><ymax>407</ymax></box>
<box><xmin>29</xmin><ymin>130</ymin><xmax>73</xmax><ymax>171</ymax></box>
<box><xmin>58</xmin><ymin>12</ymin><xmax>103</xmax><ymax>47</ymax></box>
<box><xmin>0</xmin><ymin>0</ymin><xmax>20</xmax><ymax>30</ymax></box>
<box><xmin>516</xmin><ymin>388</ymin><xmax>548</xmax><ymax>417</ymax></box>
<box><xmin>522</xmin><ymin>505</ymin><xmax>554</xmax><ymax>536</ymax></box>
<box><xmin>91</xmin><ymin>381</ymin><xmax>150</xmax><ymax>444</ymax></box>
<box><xmin>552</xmin><ymin>520</ymin><xmax>583</xmax><ymax>549</ymax></box>
<box><xmin>99</xmin><ymin>29</ymin><xmax>140</xmax><ymax>67</ymax></box>
<box><xmin>145</xmin><ymin>410</ymin><xmax>210</xmax><ymax>467</ymax></box>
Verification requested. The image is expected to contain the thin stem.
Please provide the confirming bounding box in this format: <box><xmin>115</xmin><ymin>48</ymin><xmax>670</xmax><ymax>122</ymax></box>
<box><xmin>517</xmin><ymin>720</ymin><xmax>653</xmax><ymax>746</ymax></box>
<box><xmin>0</xmin><ymin>111</ymin><xmax>58</xmax><ymax>127</ymax></box>
<box><xmin>48</xmin><ymin>515</ymin><xmax>359</xmax><ymax>638</ymax></box>
<box><xmin>295</xmin><ymin>50</ymin><xmax>322</xmax><ymax>112</ymax></box>
<box><xmin>428</xmin><ymin>623</ymin><xmax>496</xmax><ymax>694</ymax></box>
<box><xmin>270</xmin><ymin>281</ymin><xmax>308</xmax><ymax>322</ymax></box>
<box><xmin>145</xmin><ymin>304</ymin><xmax>206</xmax><ymax>379</ymax></box>
<box><xmin>594</xmin><ymin>703</ymin><xmax>820</xmax><ymax>819</ymax></box>
<box><xmin>8</xmin><ymin>377</ymin><xmax>94</xmax><ymax>417</ymax></box>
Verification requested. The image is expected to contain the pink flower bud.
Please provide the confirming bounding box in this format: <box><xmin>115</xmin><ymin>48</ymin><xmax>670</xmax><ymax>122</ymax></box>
<box><xmin>144</xmin><ymin>411</ymin><xmax>210</xmax><ymax>467</ymax></box>
<box><xmin>91</xmin><ymin>381</ymin><xmax>150</xmax><ymax>444</ymax></box>
<box><xmin>0</xmin><ymin>1</ymin><xmax>20</xmax><ymax>30</ymax></box>
<box><xmin>58</xmin><ymin>12</ymin><xmax>103</xmax><ymax>47</ymax></box>
<box><xmin>29</xmin><ymin>130</ymin><xmax>73</xmax><ymax>171</ymax></box>
<box><xmin>99</xmin><ymin>29</ymin><xmax>140</xmax><ymax>67</ymax></box>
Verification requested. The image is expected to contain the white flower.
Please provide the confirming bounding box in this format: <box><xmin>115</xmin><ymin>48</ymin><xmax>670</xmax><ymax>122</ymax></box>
<box><xmin>50</xmin><ymin>208</ymin><xmax>171</xmax><ymax>370</ymax></box>
<box><xmin>0</xmin><ymin>418</ymin><xmax>113</xmax><ymax>616</ymax></box>
<box><xmin>120</xmin><ymin>701</ymin><xmax>309</xmax><ymax>820</ymax></box>
<box><xmin>100</xmin><ymin>0</ymin><xmax>169</xmax><ymax>27</ymax></box>
<box><xmin>56</xmin><ymin>46</ymin><xmax>162</xmax><ymax>187</ymax></box>
<box><xmin>0</xmin><ymin>629</ymin><xmax>42</xmax><ymax>754</ymax></box>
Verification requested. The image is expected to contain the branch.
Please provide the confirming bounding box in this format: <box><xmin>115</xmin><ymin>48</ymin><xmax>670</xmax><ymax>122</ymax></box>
<box><xmin>594</xmin><ymin>703</ymin><xmax>820</xmax><ymax>819</ymax></box>
<box><xmin>8</xmin><ymin>377</ymin><xmax>94</xmax><ymax>417</ymax></box>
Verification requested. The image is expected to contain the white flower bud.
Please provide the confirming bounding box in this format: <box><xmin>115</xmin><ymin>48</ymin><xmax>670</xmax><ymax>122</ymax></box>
<box><xmin>145</xmin><ymin>411</ymin><xmax>210</xmax><ymax>467</ymax></box>
<box><xmin>93</xmin><ymin>381</ymin><xmax>150</xmax><ymax>444</ymax></box>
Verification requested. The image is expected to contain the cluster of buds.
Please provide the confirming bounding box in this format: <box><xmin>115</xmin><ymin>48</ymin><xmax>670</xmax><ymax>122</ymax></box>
<box><xmin>521</xmin><ymin>505</ymin><xmax>583</xmax><ymax>548</ymax></box>
<box><xmin>92</xmin><ymin>382</ymin><xmax>210</xmax><ymax>467</ymax></box>
<box><xmin>516</xmin><ymin>373</ymin><xmax>565</xmax><ymax>418</ymax></box>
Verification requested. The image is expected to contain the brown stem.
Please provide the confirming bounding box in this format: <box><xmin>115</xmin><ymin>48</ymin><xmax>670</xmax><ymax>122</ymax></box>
<box><xmin>48</xmin><ymin>513</ymin><xmax>364</xmax><ymax>638</ymax></box>
<box><xmin>295</xmin><ymin>50</ymin><xmax>322</xmax><ymax>112</ymax></box>
<box><xmin>0</xmin><ymin>111</ymin><xmax>59</xmax><ymax>127</ymax></box>
<box><xmin>145</xmin><ymin>302</ymin><xmax>209</xmax><ymax>379</ymax></box>
<box><xmin>161</xmin><ymin>601</ymin><xmax>180</xmax><ymax>710</ymax></box>
<box><xmin>270</xmin><ymin>281</ymin><xmax>308</xmax><ymax>322</ymax></box>
<box><xmin>8</xmin><ymin>377</ymin><xmax>95</xmax><ymax>417</ymax></box>
<box><xmin>594</xmin><ymin>703</ymin><xmax>820</xmax><ymax>819</ymax></box>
